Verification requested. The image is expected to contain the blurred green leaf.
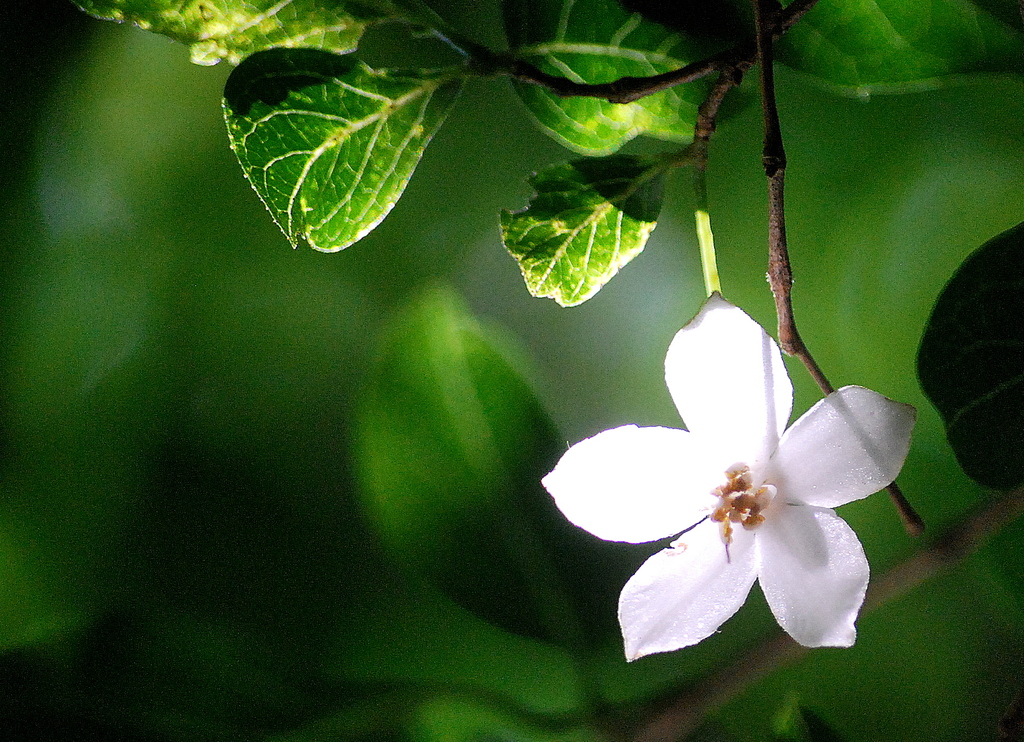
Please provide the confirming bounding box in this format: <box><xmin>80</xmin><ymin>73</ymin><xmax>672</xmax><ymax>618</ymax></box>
<box><xmin>354</xmin><ymin>286</ymin><xmax>632</xmax><ymax>646</ymax></box>
<box><xmin>504</xmin><ymin>0</ymin><xmax>707</xmax><ymax>155</ymax></box>
<box><xmin>779</xmin><ymin>0</ymin><xmax>1024</xmax><ymax>93</ymax></box>
<box><xmin>68</xmin><ymin>611</ymin><xmax>337</xmax><ymax>741</ymax></box>
<box><xmin>329</xmin><ymin>579</ymin><xmax>587</xmax><ymax>718</ymax></box>
<box><xmin>355</xmin><ymin>286</ymin><xmax>566</xmax><ymax>642</ymax></box>
<box><xmin>408</xmin><ymin>695</ymin><xmax>593</xmax><ymax>742</ymax></box>
<box><xmin>917</xmin><ymin>221</ymin><xmax>1024</xmax><ymax>489</ymax></box>
<box><xmin>502</xmin><ymin>155</ymin><xmax>666</xmax><ymax>307</ymax></box>
<box><xmin>773</xmin><ymin>694</ymin><xmax>846</xmax><ymax>742</ymax></box>
<box><xmin>72</xmin><ymin>0</ymin><xmax>399</xmax><ymax>66</ymax></box>
<box><xmin>223</xmin><ymin>48</ymin><xmax>462</xmax><ymax>252</ymax></box>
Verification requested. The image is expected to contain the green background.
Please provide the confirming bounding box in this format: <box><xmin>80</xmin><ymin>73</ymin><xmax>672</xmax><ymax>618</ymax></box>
<box><xmin>2</xmin><ymin>1</ymin><xmax>1024</xmax><ymax>740</ymax></box>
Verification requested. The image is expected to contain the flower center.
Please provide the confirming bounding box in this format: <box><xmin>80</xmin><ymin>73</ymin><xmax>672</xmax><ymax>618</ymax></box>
<box><xmin>709</xmin><ymin>463</ymin><xmax>775</xmax><ymax>559</ymax></box>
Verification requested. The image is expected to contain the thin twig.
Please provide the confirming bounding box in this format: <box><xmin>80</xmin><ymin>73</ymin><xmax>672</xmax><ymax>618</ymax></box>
<box><xmin>752</xmin><ymin>0</ymin><xmax>923</xmax><ymax>535</ymax></box>
<box><xmin>694</xmin><ymin>68</ymin><xmax>745</xmax><ymax>145</ymax></box>
<box><xmin>885</xmin><ymin>481</ymin><xmax>925</xmax><ymax>536</ymax></box>
<box><xmin>504</xmin><ymin>0</ymin><xmax>821</xmax><ymax>105</ymax></box>
<box><xmin>689</xmin><ymin>70</ymin><xmax>746</xmax><ymax>296</ymax></box>
<box><xmin>629</xmin><ymin>484</ymin><xmax>1024</xmax><ymax>742</ymax></box>
<box><xmin>508</xmin><ymin>53</ymin><xmax>732</xmax><ymax>105</ymax></box>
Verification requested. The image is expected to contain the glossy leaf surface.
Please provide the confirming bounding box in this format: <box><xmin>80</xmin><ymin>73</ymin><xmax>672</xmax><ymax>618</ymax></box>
<box><xmin>223</xmin><ymin>48</ymin><xmax>461</xmax><ymax>252</ymax></box>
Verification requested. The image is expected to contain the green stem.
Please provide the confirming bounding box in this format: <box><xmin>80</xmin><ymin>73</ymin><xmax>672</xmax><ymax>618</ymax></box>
<box><xmin>695</xmin><ymin>210</ymin><xmax>720</xmax><ymax>297</ymax></box>
<box><xmin>694</xmin><ymin>168</ymin><xmax>720</xmax><ymax>297</ymax></box>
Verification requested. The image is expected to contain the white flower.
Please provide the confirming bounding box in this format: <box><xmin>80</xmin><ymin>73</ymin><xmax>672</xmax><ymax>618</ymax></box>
<box><xmin>542</xmin><ymin>294</ymin><xmax>915</xmax><ymax>660</ymax></box>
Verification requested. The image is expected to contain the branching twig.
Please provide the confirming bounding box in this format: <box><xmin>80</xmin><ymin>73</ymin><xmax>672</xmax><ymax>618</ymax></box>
<box><xmin>629</xmin><ymin>484</ymin><xmax>1024</xmax><ymax>742</ymax></box>
<box><xmin>504</xmin><ymin>0</ymin><xmax>820</xmax><ymax>105</ymax></box>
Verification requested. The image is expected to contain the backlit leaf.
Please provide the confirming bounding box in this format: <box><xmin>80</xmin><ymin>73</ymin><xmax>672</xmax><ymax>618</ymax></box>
<box><xmin>223</xmin><ymin>48</ymin><xmax>462</xmax><ymax>252</ymax></box>
<box><xmin>502</xmin><ymin>155</ymin><xmax>666</xmax><ymax>306</ymax></box>
<box><xmin>72</xmin><ymin>0</ymin><xmax>399</xmax><ymax>66</ymax></box>
<box><xmin>504</xmin><ymin>0</ymin><xmax>708</xmax><ymax>155</ymax></box>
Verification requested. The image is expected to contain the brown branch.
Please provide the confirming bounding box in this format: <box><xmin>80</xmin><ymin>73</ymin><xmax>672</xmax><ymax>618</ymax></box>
<box><xmin>885</xmin><ymin>480</ymin><xmax>925</xmax><ymax>536</ymax></box>
<box><xmin>629</xmin><ymin>484</ymin><xmax>1024</xmax><ymax>742</ymax></box>
<box><xmin>505</xmin><ymin>0</ymin><xmax>821</xmax><ymax>105</ymax></box>
<box><xmin>752</xmin><ymin>0</ymin><xmax>923</xmax><ymax>535</ymax></box>
<box><xmin>508</xmin><ymin>53</ymin><xmax>735</xmax><ymax>105</ymax></box>
<box><xmin>694</xmin><ymin>67</ymin><xmax>745</xmax><ymax>145</ymax></box>
<box><xmin>687</xmin><ymin>67</ymin><xmax>747</xmax><ymax>207</ymax></box>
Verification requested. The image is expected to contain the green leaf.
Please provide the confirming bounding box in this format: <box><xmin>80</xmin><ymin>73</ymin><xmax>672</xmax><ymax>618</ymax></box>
<box><xmin>917</xmin><ymin>221</ymin><xmax>1024</xmax><ymax>489</ymax></box>
<box><xmin>504</xmin><ymin>0</ymin><xmax>708</xmax><ymax>155</ymax></box>
<box><xmin>406</xmin><ymin>695</ymin><xmax>593</xmax><ymax>742</ymax></box>
<box><xmin>72</xmin><ymin>0</ymin><xmax>399</xmax><ymax>66</ymax></box>
<box><xmin>354</xmin><ymin>286</ymin><xmax>632</xmax><ymax>646</ymax></box>
<box><xmin>501</xmin><ymin>155</ymin><xmax>666</xmax><ymax>307</ymax></box>
<box><xmin>779</xmin><ymin>0</ymin><xmax>1024</xmax><ymax>93</ymax></box>
<box><xmin>223</xmin><ymin>48</ymin><xmax>462</xmax><ymax>252</ymax></box>
<box><xmin>773</xmin><ymin>694</ymin><xmax>847</xmax><ymax>742</ymax></box>
<box><xmin>326</xmin><ymin>579</ymin><xmax>587</xmax><ymax>718</ymax></box>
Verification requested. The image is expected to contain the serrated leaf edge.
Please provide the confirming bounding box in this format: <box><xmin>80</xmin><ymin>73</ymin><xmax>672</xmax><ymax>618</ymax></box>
<box><xmin>504</xmin><ymin>159</ymin><xmax>666</xmax><ymax>306</ymax></box>
<box><xmin>227</xmin><ymin>65</ymin><xmax>461</xmax><ymax>251</ymax></box>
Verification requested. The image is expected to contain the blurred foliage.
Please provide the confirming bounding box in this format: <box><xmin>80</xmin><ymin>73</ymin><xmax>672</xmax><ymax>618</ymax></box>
<box><xmin>354</xmin><ymin>285</ymin><xmax>632</xmax><ymax>646</ymax></box>
<box><xmin>771</xmin><ymin>695</ymin><xmax>845</xmax><ymax>742</ymax></box>
<box><xmin>1</xmin><ymin>0</ymin><xmax>1023</xmax><ymax>741</ymax></box>
<box><xmin>918</xmin><ymin>221</ymin><xmax>1024</xmax><ymax>489</ymax></box>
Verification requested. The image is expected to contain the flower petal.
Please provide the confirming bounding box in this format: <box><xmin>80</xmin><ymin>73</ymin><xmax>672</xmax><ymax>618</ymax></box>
<box><xmin>542</xmin><ymin>425</ymin><xmax>719</xmax><ymax>543</ymax></box>
<box><xmin>765</xmin><ymin>386</ymin><xmax>916</xmax><ymax>508</ymax></box>
<box><xmin>757</xmin><ymin>505</ymin><xmax>868</xmax><ymax>647</ymax></box>
<box><xmin>664</xmin><ymin>294</ymin><xmax>793</xmax><ymax>468</ymax></box>
<box><xmin>618</xmin><ymin>522</ymin><xmax>758</xmax><ymax>660</ymax></box>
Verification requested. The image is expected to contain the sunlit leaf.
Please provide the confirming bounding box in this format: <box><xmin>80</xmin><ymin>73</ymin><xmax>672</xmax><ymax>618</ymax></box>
<box><xmin>918</xmin><ymin>221</ymin><xmax>1024</xmax><ymax>489</ymax></box>
<box><xmin>502</xmin><ymin>155</ymin><xmax>666</xmax><ymax>307</ymax></box>
<box><xmin>504</xmin><ymin>0</ymin><xmax>708</xmax><ymax>155</ymax></box>
<box><xmin>779</xmin><ymin>0</ymin><xmax>1024</xmax><ymax>93</ymax></box>
<box><xmin>223</xmin><ymin>48</ymin><xmax>462</xmax><ymax>252</ymax></box>
<box><xmin>72</xmin><ymin>0</ymin><xmax>400</xmax><ymax>66</ymax></box>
